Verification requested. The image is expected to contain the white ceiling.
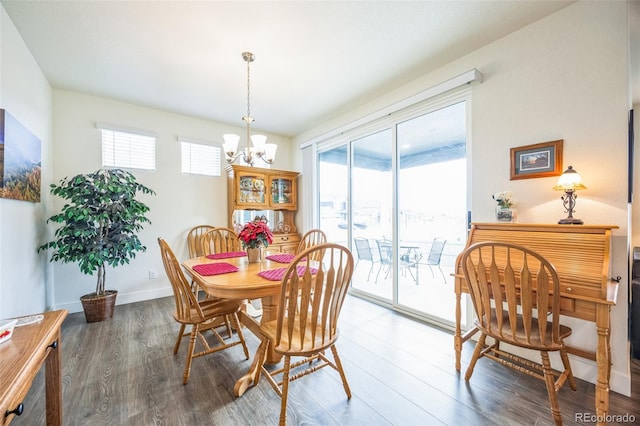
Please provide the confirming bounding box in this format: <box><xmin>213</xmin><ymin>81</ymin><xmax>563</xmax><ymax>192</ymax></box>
<box><xmin>4</xmin><ymin>0</ymin><xmax>625</xmax><ymax>139</ymax></box>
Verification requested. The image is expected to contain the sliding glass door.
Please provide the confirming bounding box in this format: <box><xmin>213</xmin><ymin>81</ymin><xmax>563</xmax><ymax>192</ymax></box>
<box><xmin>396</xmin><ymin>102</ymin><xmax>467</xmax><ymax>322</ymax></box>
<box><xmin>316</xmin><ymin>96</ymin><xmax>469</xmax><ymax>326</ymax></box>
<box><xmin>350</xmin><ymin>129</ymin><xmax>393</xmax><ymax>301</ymax></box>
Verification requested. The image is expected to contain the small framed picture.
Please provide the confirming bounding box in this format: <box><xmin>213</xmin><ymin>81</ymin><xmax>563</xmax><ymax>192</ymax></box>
<box><xmin>510</xmin><ymin>140</ymin><xmax>563</xmax><ymax>180</ymax></box>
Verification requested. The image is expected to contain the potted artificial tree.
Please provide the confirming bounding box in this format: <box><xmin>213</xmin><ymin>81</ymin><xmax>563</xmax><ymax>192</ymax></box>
<box><xmin>38</xmin><ymin>168</ymin><xmax>155</xmax><ymax>322</ymax></box>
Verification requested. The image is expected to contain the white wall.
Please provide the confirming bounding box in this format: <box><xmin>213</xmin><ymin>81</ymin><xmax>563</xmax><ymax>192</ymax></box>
<box><xmin>0</xmin><ymin>6</ymin><xmax>52</xmax><ymax>319</ymax></box>
<box><xmin>295</xmin><ymin>1</ymin><xmax>632</xmax><ymax>395</ymax></box>
<box><xmin>50</xmin><ymin>90</ymin><xmax>295</xmax><ymax>313</ymax></box>
<box><xmin>1</xmin><ymin>0</ymin><xmax>633</xmax><ymax>398</ymax></box>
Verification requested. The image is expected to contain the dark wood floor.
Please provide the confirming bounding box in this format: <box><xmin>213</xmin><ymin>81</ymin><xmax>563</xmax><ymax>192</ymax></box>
<box><xmin>14</xmin><ymin>295</ymin><xmax>640</xmax><ymax>425</ymax></box>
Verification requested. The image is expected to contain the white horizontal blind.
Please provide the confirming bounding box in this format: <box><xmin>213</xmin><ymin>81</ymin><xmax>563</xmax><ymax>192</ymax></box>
<box><xmin>181</xmin><ymin>141</ymin><xmax>221</xmax><ymax>176</ymax></box>
<box><xmin>101</xmin><ymin>129</ymin><xmax>156</xmax><ymax>171</ymax></box>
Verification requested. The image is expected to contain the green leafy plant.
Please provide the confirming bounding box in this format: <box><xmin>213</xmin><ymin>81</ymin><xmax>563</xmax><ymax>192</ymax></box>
<box><xmin>38</xmin><ymin>169</ymin><xmax>155</xmax><ymax>296</ymax></box>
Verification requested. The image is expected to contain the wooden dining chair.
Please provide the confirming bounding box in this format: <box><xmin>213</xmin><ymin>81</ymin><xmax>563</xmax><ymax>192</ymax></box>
<box><xmin>201</xmin><ymin>227</ymin><xmax>263</xmax><ymax>318</ymax></box>
<box><xmin>296</xmin><ymin>228</ymin><xmax>327</xmax><ymax>261</ymax></box>
<box><xmin>187</xmin><ymin>225</ymin><xmax>215</xmax><ymax>258</ymax></box>
<box><xmin>186</xmin><ymin>225</ymin><xmax>215</xmax><ymax>294</ymax></box>
<box><xmin>158</xmin><ymin>238</ymin><xmax>249</xmax><ymax>385</ymax></box>
<box><xmin>254</xmin><ymin>243</ymin><xmax>354</xmax><ymax>425</ymax></box>
<box><xmin>460</xmin><ymin>241</ymin><xmax>576</xmax><ymax>425</ymax></box>
<box><xmin>201</xmin><ymin>227</ymin><xmax>242</xmax><ymax>256</ymax></box>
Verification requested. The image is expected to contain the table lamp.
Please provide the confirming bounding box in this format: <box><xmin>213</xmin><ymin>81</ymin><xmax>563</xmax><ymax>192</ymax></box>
<box><xmin>553</xmin><ymin>165</ymin><xmax>586</xmax><ymax>224</ymax></box>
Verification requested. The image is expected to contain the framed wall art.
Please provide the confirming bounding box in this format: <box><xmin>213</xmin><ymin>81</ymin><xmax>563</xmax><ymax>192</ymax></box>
<box><xmin>510</xmin><ymin>139</ymin><xmax>563</xmax><ymax>180</ymax></box>
<box><xmin>0</xmin><ymin>109</ymin><xmax>42</xmax><ymax>202</ymax></box>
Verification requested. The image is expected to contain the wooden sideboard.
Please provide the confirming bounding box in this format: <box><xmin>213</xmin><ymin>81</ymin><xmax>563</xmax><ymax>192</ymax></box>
<box><xmin>454</xmin><ymin>223</ymin><xmax>618</xmax><ymax>425</ymax></box>
<box><xmin>0</xmin><ymin>310</ymin><xmax>67</xmax><ymax>425</ymax></box>
<box><xmin>226</xmin><ymin>165</ymin><xmax>300</xmax><ymax>253</ymax></box>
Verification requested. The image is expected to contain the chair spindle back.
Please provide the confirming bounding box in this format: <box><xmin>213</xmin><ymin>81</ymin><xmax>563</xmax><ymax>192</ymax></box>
<box><xmin>274</xmin><ymin>243</ymin><xmax>354</xmax><ymax>353</ymax></box>
<box><xmin>187</xmin><ymin>225</ymin><xmax>215</xmax><ymax>258</ymax></box>
<box><xmin>201</xmin><ymin>228</ymin><xmax>242</xmax><ymax>255</ymax></box>
<box><xmin>158</xmin><ymin>238</ymin><xmax>203</xmax><ymax>322</ymax></box>
<box><xmin>296</xmin><ymin>229</ymin><xmax>328</xmax><ymax>262</ymax></box>
<box><xmin>461</xmin><ymin>241</ymin><xmax>562</xmax><ymax>349</ymax></box>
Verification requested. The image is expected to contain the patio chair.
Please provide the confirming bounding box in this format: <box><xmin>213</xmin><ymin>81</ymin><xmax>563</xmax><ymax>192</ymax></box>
<box><xmin>375</xmin><ymin>239</ymin><xmax>393</xmax><ymax>283</ymax></box>
<box><xmin>424</xmin><ymin>238</ymin><xmax>447</xmax><ymax>283</ymax></box>
<box><xmin>354</xmin><ymin>237</ymin><xmax>378</xmax><ymax>282</ymax></box>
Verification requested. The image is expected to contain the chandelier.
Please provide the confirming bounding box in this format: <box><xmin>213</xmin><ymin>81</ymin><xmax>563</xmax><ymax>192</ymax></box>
<box><xmin>223</xmin><ymin>52</ymin><xmax>277</xmax><ymax>166</ymax></box>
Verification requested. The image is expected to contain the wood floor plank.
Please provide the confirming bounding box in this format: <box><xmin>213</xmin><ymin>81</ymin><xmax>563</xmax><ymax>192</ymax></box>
<box><xmin>12</xmin><ymin>294</ymin><xmax>640</xmax><ymax>425</ymax></box>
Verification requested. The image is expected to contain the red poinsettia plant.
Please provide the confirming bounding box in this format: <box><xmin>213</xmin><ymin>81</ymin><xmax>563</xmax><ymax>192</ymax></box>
<box><xmin>238</xmin><ymin>217</ymin><xmax>274</xmax><ymax>249</ymax></box>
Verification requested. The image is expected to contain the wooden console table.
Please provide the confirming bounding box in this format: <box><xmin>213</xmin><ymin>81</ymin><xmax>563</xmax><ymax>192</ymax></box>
<box><xmin>0</xmin><ymin>310</ymin><xmax>68</xmax><ymax>425</ymax></box>
<box><xmin>454</xmin><ymin>223</ymin><xmax>618</xmax><ymax>425</ymax></box>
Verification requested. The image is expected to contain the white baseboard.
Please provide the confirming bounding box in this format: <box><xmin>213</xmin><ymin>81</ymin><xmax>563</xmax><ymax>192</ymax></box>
<box><xmin>569</xmin><ymin>354</ymin><xmax>631</xmax><ymax>397</ymax></box>
<box><xmin>52</xmin><ymin>287</ymin><xmax>174</xmax><ymax>315</ymax></box>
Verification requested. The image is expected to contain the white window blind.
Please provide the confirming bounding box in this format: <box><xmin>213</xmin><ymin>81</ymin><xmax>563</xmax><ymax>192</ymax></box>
<box><xmin>100</xmin><ymin>128</ymin><xmax>156</xmax><ymax>171</ymax></box>
<box><xmin>181</xmin><ymin>141</ymin><xmax>221</xmax><ymax>176</ymax></box>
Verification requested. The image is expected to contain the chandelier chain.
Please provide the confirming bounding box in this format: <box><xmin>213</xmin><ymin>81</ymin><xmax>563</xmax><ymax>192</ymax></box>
<box><xmin>223</xmin><ymin>51</ymin><xmax>275</xmax><ymax>166</ymax></box>
<box><xmin>246</xmin><ymin>55</ymin><xmax>251</xmax><ymax>119</ymax></box>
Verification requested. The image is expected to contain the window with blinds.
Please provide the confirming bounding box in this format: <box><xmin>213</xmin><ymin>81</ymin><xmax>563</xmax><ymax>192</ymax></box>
<box><xmin>100</xmin><ymin>128</ymin><xmax>156</xmax><ymax>171</ymax></box>
<box><xmin>181</xmin><ymin>141</ymin><xmax>221</xmax><ymax>176</ymax></box>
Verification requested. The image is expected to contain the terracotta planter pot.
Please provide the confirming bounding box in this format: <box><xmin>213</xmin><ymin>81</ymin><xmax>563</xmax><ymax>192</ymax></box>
<box><xmin>80</xmin><ymin>290</ymin><xmax>118</xmax><ymax>323</ymax></box>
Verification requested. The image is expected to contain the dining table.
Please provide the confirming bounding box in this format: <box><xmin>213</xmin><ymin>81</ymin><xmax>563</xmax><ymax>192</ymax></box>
<box><xmin>182</xmin><ymin>251</ymin><xmax>293</xmax><ymax>397</ymax></box>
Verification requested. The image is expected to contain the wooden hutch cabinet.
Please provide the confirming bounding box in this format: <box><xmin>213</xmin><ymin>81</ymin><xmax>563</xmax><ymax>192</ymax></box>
<box><xmin>226</xmin><ymin>165</ymin><xmax>300</xmax><ymax>254</ymax></box>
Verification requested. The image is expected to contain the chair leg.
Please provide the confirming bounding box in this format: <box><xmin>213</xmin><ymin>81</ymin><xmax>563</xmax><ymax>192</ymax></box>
<box><xmin>183</xmin><ymin>324</ymin><xmax>199</xmax><ymax>385</ymax></box>
<box><xmin>279</xmin><ymin>355</ymin><xmax>292</xmax><ymax>426</ymax></box>
<box><xmin>331</xmin><ymin>345</ymin><xmax>352</xmax><ymax>399</ymax></box>
<box><xmin>541</xmin><ymin>351</ymin><xmax>563</xmax><ymax>425</ymax></box>
<box><xmin>223</xmin><ymin>314</ymin><xmax>233</xmax><ymax>338</ymax></box>
<box><xmin>173</xmin><ymin>324</ymin><xmax>186</xmax><ymax>354</ymax></box>
<box><xmin>465</xmin><ymin>333</ymin><xmax>487</xmax><ymax>381</ymax></box>
<box><xmin>232</xmin><ymin>312</ymin><xmax>250</xmax><ymax>359</ymax></box>
<box><xmin>559</xmin><ymin>348</ymin><xmax>577</xmax><ymax>391</ymax></box>
<box><xmin>375</xmin><ymin>263</ymin><xmax>383</xmax><ymax>283</ymax></box>
<box><xmin>367</xmin><ymin>262</ymin><xmax>380</xmax><ymax>283</ymax></box>
<box><xmin>428</xmin><ymin>265</ymin><xmax>436</xmax><ymax>278</ymax></box>
<box><xmin>406</xmin><ymin>264</ymin><xmax>416</xmax><ymax>283</ymax></box>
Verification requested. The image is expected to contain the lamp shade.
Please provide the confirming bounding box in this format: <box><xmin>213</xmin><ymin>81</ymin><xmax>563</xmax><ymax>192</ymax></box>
<box><xmin>264</xmin><ymin>143</ymin><xmax>278</xmax><ymax>162</ymax></box>
<box><xmin>223</xmin><ymin>134</ymin><xmax>240</xmax><ymax>155</ymax></box>
<box><xmin>251</xmin><ymin>134</ymin><xmax>267</xmax><ymax>153</ymax></box>
<box><xmin>553</xmin><ymin>166</ymin><xmax>586</xmax><ymax>191</ymax></box>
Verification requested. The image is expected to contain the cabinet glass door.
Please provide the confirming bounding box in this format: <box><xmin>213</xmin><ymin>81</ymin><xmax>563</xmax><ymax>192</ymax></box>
<box><xmin>270</xmin><ymin>176</ymin><xmax>295</xmax><ymax>208</ymax></box>
<box><xmin>237</xmin><ymin>172</ymin><xmax>267</xmax><ymax>208</ymax></box>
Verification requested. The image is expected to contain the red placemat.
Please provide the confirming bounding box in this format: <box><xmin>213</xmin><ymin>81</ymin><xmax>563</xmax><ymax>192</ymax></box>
<box><xmin>265</xmin><ymin>253</ymin><xmax>295</xmax><ymax>264</ymax></box>
<box><xmin>258</xmin><ymin>266</ymin><xmax>317</xmax><ymax>281</ymax></box>
<box><xmin>206</xmin><ymin>251</ymin><xmax>246</xmax><ymax>259</ymax></box>
<box><xmin>192</xmin><ymin>262</ymin><xmax>239</xmax><ymax>276</ymax></box>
